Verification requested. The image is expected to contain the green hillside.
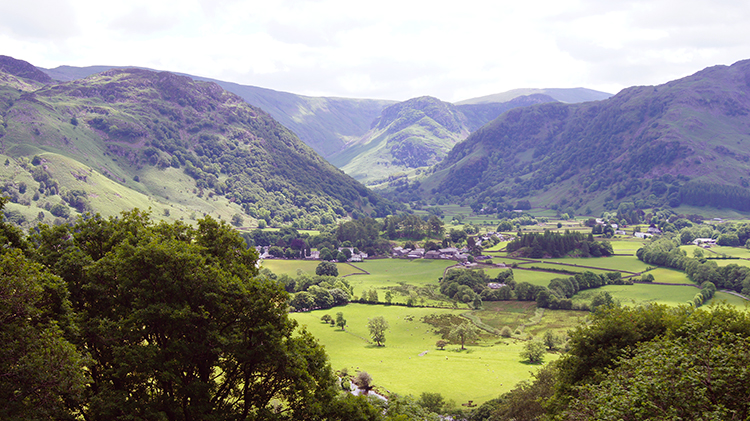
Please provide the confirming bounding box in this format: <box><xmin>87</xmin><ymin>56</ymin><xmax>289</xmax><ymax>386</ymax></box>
<box><xmin>0</xmin><ymin>56</ymin><xmax>391</xmax><ymax>228</ymax></box>
<box><xmin>419</xmin><ymin>59</ymin><xmax>750</xmax><ymax>214</ymax></box>
<box><xmin>39</xmin><ymin>64</ymin><xmax>395</xmax><ymax>158</ymax></box>
<box><xmin>333</xmin><ymin>95</ymin><xmax>559</xmax><ymax>186</ymax></box>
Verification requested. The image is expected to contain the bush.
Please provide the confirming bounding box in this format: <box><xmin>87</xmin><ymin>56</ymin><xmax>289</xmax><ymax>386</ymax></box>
<box><xmin>500</xmin><ymin>326</ymin><xmax>513</xmax><ymax>338</ymax></box>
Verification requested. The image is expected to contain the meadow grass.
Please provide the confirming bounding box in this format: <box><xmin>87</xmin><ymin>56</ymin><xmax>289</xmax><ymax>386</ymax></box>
<box><xmin>261</xmin><ymin>260</ymin><xmax>362</xmax><ymax>276</ymax></box>
<box><xmin>516</xmin><ymin>262</ymin><xmax>612</xmax><ymax>276</ymax></box>
<box><xmin>539</xmin><ymin>256</ymin><xmax>650</xmax><ymax>273</ymax></box>
<box><xmin>705</xmin><ymin>246</ymin><xmax>750</xmax><ymax>258</ymax></box>
<box><xmin>647</xmin><ymin>267</ymin><xmax>693</xmax><ymax>284</ymax></box>
<box><xmin>604</xmin><ymin>239</ymin><xmax>645</xmax><ymax>254</ymax></box>
<box><xmin>572</xmin><ymin>283</ymin><xmax>700</xmax><ymax>307</ymax></box>
<box><xmin>709</xmin><ymin>291</ymin><xmax>750</xmax><ymax>308</ymax></box>
<box><xmin>483</xmin><ymin>268</ymin><xmax>563</xmax><ymax>287</ymax></box>
<box><xmin>292</xmin><ymin>303</ymin><xmax>558</xmax><ymax>405</ymax></box>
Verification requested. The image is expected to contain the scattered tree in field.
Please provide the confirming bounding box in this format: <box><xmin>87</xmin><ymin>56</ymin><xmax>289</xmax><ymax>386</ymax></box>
<box><xmin>316</xmin><ymin>261</ymin><xmax>338</xmax><ymax>276</ymax></box>
<box><xmin>522</xmin><ymin>341</ymin><xmax>546</xmax><ymax>364</ymax></box>
<box><xmin>385</xmin><ymin>290</ymin><xmax>393</xmax><ymax>304</ymax></box>
<box><xmin>450</xmin><ymin>322</ymin><xmax>479</xmax><ymax>350</ymax></box>
<box><xmin>321</xmin><ymin>314</ymin><xmax>334</xmax><ymax>325</ymax></box>
<box><xmin>436</xmin><ymin>339</ymin><xmax>448</xmax><ymax>350</ymax></box>
<box><xmin>368</xmin><ymin>316</ymin><xmax>389</xmax><ymax>346</ymax></box>
<box><xmin>336</xmin><ymin>312</ymin><xmax>347</xmax><ymax>330</ymax></box>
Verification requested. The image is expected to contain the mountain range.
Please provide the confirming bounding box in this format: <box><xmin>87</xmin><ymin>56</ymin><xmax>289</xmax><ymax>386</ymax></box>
<box><xmin>418</xmin><ymin>59</ymin><xmax>750</xmax><ymax>214</ymax></box>
<box><xmin>39</xmin><ymin>64</ymin><xmax>611</xmax><ymax>184</ymax></box>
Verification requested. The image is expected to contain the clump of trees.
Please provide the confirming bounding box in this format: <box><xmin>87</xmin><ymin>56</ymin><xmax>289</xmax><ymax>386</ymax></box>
<box><xmin>507</xmin><ymin>230</ymin><xmax>613</xmax><ymax>258</ymax></box>
<box><xmin>1</xmin><ymin>205</ymin><xmax>352</xmax><ymax>420</ymax></box>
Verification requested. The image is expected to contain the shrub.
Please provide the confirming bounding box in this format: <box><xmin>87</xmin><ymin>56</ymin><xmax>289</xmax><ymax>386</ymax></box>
<box><xmin>500</xmin><ymin>326</ymin><xmax>513</xmax><ymax>338</ymax></box>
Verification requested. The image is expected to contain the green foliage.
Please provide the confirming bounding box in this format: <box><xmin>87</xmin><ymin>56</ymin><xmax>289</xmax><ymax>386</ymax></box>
<box><xmin>316</xmin><ymin>261</ymin><xmax>339</xmax><ymax>277</ymax></box>
<box><xmin>336</xmin><ymin>311</ymin><xmax>347</xmax><ymax>330</ymax></box>
<box><xmin>449</xmin><ymin>322</ymin><xmax>480</xmax><ymax>350</ymax></box>
<box><xmin>28</xmin><ymin>209</ymin><xmax>338</xmax><ymax>419</ymax></box>
<box><xmin>368</xmin><ymin>316</ymin><xmax>389</xmax><ymax>346</ymax></box>
<box><xmin>507</xmin><ymin>229</ymin><xmax>613</xmax><ymax>258</ymax></box>
<box><xmin>521</xmin><ymin>341</ymin><xmax>546</xmax><ymax>364</ymax></box>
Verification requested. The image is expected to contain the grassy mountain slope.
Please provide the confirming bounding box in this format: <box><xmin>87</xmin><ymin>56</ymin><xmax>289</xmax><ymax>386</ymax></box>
<box><xmin>39</xmin><ymin>65</ymin><xmax>395</xmax><ymax>158</ymax></box>
<box><xmin>456</xmin><ymin>87</ymin><xmax>612</xmax><ymax>105</ymax></box>
<box><xmin>421</xmin><ymin>59</ymin><xmax>750</xmax><ymax>213</ymax></box>
<box><xmin>0</xmin><ymin>56</ymin><xmax>389</xmax><ymax>228</ymax></box>
<box><xmin>332</xmin><ymin>94</ymin><xmax>558</xmax><ymax>186</ymax></box>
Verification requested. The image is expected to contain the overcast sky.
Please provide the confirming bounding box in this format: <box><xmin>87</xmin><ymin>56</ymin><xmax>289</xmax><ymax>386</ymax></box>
<box><xmin>2</xmin><ymin>0</ymin><xmax>749</xmax><ymax>102</ymax></box>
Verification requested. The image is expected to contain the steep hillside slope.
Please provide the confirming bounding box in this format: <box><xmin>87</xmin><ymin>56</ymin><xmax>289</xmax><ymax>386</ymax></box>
<box><xmin>421</xmin><ymin>59</ymin><xmax>750</xmax><ymax>213</ymax></box>
<box><xmin>333</xmin><ymin>94</ymin><xmax>557</xmax><ymax>185</ymax></box>
<box><xmin>0</xmin><ymin>57</ymin><xmax>389</xmax><ymax>228</ymax></box>
<box><xmin>39</xmin><ymin>65</ymin><xmax>394</xmax><ymax>158</ymax></box>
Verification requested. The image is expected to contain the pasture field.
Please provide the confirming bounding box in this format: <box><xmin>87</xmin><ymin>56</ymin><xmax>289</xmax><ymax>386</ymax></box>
<box><xmin>540</xmin><ymin>256</ymin><xmax>650</xmax><ymax>273</ymax></box>
<box><xmin>515</xmin><ymin>262</ymin><xmax>611</xmax><ymax>276</ymax></box>
<box><xmin>292</xmin><ymin>303</ymin><xmax>559</xmax><ymax>405</ymax></box>
<box><xmin>340</xmin><ymin>259</ymin><xmax>457</xmax><ymax>305</ymax></box>
<box><xmin>572</xmin><ymin>283</ymin><xmax>700</xmax><ymax>307</ymax></box>
<box><xmin>646</xmin><ymin>267</ymin><xmax>692</xmax><ymax>284</ymax></box>
<box><xmin>483</xmin><ymin>267</ymin><xmax>562</xmax><ymax>287</ymax></box>
<box><xmin>471</xmin><ymin>301</ymin><xmax>588</xmax><ymax>338</ymax></box>
<box><xmin>261</xmin><ymin>259</ymin><xmax>362</xmax><ymax>277</ymax></box>
<box><xmin>710</xmin><ymin>291</ymin><xmax>750</xmax><ymax>308</ymax></box>
<box><xmin>709</xmin><ymin>259</ymin><xmax>750</xmax><ymax>268</ymax></box>
<box><xmin>607</xmin><ymin>240</ymin><xmax>645</xmax><ymax>255</ymax></box>
<box><xmin>705</xmin><ymin>246</ymin><xmax>750</xmax><ymax>258</ymax></box>
<box><xmin>483</xmin><ymin>241</ymin><xmax>509</xmax><ymax>252</ymax></box>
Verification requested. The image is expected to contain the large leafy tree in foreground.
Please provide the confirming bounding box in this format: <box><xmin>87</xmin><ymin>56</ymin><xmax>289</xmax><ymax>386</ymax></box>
<box><xmin>30</xmin><ymin>210</ymin><xmax>337</xmax><ymax>420</ymax></box>
<box><xmin>0</xmin><ymin>241</ymin><xmax>89</xmax><ymax>420</ymax></box>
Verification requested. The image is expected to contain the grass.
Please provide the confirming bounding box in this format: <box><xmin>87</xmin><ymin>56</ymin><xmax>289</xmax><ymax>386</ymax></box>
<box><xmin>261</xmin><ymin>260</ymin><xmax>363</xmax><ymax>277</ymax></box>
<box><xmin>484</xmin><ymin>268</ymin><xmax>563</xmax><ymax>287</ymax></box>
<box><xmin>646</xmin><ymin>268</ymin><xmax>693</xmax><ymax>284</ymax></box>
<box><xmin>292</xmin><ymin>303</ymin><xmax>559</xmax><ymax>405</ymax></box>
<box><xmin>539</xmin><ymin>256</ymin><xmax>650</xmax><ymax>273</ymax></box>
<box><xmin>709</xmin><ymin>291</ymin><xmax>750</xmax><ymax>308</ymax></box>
<box><xmin>572</xmin><ymin>283</ymin><xmax>701</xmax><ymax>307</ymax></box>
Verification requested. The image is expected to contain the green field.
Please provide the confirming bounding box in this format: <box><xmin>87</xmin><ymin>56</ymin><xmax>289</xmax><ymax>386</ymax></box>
<box><xmin>709</xmin><ymin>291</ymin><xmax>750</xmax><ymax>308</ymax></box>
<box><xmin>261</xmin><ymin>259</ymin><xmax>363</xmax><ymax>276</ymax></box>
<box><xmin>647</xmin><ymin>267</ymin><xmax>693</xmax><ymax>284</ymax></box>
<box><xmin>539</xmin><ymin>255</ymin><xmax>650</xmax><ymax>273</ymax></box>
<box><xmin>292</xmin><ymin>303</ymin><xmax>559</xmax><ymax>405</ymax></box>
<box><xmin>572</xmin><ymin>283</ymin><xmax>701</xmax><ymax>306</ymax></box>
<box><xmin>516</xmin><ymin>262</ymin><xmax>612</xmax><ymax>275</ymax></box>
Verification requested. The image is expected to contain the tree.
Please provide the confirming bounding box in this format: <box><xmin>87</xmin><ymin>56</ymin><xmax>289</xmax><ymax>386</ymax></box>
<box><xmin>353</xmin><ymin>371</ymin><xmax>373</xmax><ymax>392</ymax></box>
<box><xmin>321</xmin><ymin>314</ymin><xmax>334</xmax><ymax>325</ymax></box>
<box><xmin>31</xmin><ymin>210</ymin><xmax>339</xmax><ymax>420</ymax></box>
<box><xmin>336</xmin><ymin>312</ymin><xmax>347</xmax><ymax>330</ymax></box>
<box><xmin>384</xmin><ymin>290</ymin><xmax>393</xmax><ymax>304</ymax></box>
<box><xmin>316</xmin><ymin>261</ymin><xmax>339</xmax><ymax>276</ymax></box>
<box><xmin>0</xmin><ymin>249</ymin><xmax>90</xmax><ymax>420</ymax></box>
<box><xmin>543</xmin><ymin>331</ymin><xmax>559</xmax><ymax>351</ymax></box>
<box><xmin>417</xmin><ymin>392</ymin><xmax>445</xmax><ymax>414</ymax></box>
<box><xmin>368</xmin><ymin>316</ymin><xmax>389</xmax><ymax>346</ymax></box>
<box><xmin>521</xmin><ymin>341</ymin><xmax>546</xmax><ymax>363</ymax></box>
<box><xmin>450</xmin><ymin>322</ymin><xmax>479</xmax><ymax>350</ymax></box>
<box><xmin>436</xmin><ymin>339</ymin><xmax>448</xmax><ymax>350</ymax></box>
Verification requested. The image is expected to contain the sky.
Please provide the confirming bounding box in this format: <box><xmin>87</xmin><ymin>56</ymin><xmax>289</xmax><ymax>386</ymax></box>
<box><xmin>2</xmin><ymin>0</ymin><xmax>750</xmax><ymax>102</ymax></box>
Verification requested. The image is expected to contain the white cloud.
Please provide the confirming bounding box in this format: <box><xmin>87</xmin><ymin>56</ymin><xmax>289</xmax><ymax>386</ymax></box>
<box><xmin>3</xmin><ymin>0</ymin><xmax>750</xmax><ymax>102</ymax></box>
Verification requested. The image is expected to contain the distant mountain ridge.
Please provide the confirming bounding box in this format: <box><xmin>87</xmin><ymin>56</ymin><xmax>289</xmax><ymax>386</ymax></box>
<box><xmin>0</xmin><ymin>56</ymin><xmax>389</xmax><ymax>227</ymax></box>
<box><xmin>419</xmin><ymin>59</ymin><xmax>750</xmax><ymax>213</ymax></box>
<box><xmin>332</xmin><ymin>94</ymin><xmax>559</xmax><ymax>184</ymax></box>
<box><xmin>456</xmin><ymin>87</ymin><xmax>613</xmax><ymax>105</ymax></box>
